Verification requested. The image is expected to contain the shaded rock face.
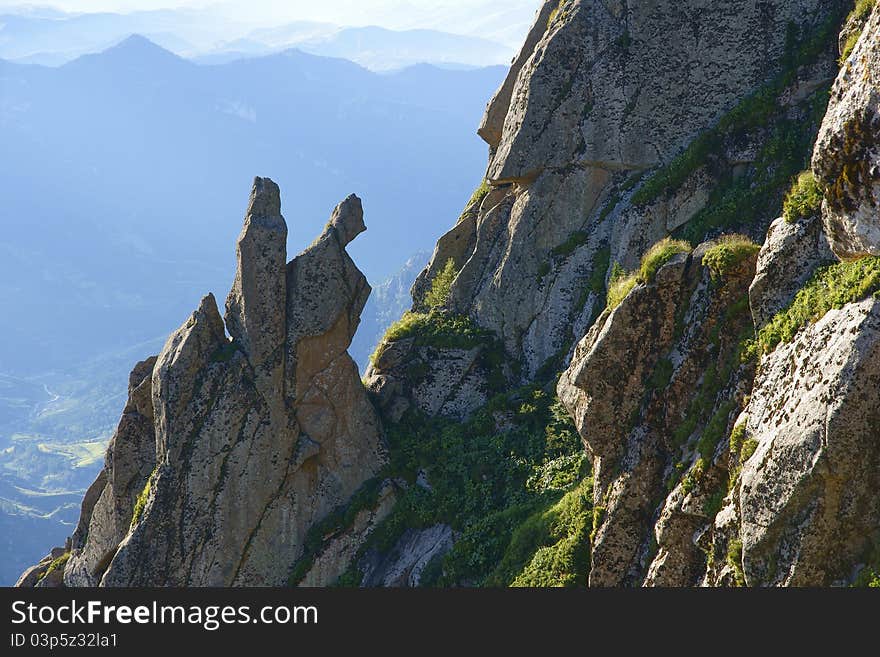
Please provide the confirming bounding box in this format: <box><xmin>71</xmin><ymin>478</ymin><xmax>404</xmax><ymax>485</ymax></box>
<box><xmin>737</xmin><ymin>298</ymin><xmax>880</xmax><ymax>586</ymax></box>
<box><xmin>559</xmin><ymin>245</ymin><xmax>758</xmax><ymax>586</ymax></box>
<box><xmin>813</xmin><ymin>4</ymin><xmax>880</xmax><ymax>259</ymax></box>
<box><xmin>62</xmin><ymin>357</ymin><xmax>158</xmax><ymax>586</ymax></box>
<box><xmin>19</xmin><ymin>178</ymin><xmax>386</xmax><ymax>587</ymax></box>
<box><xmin>416</xmin><ymin>0</ymin><xmax>844</xmax><ymax>377</ymax></box>
<box><xmin>360</xmin><ymin>524</ymin><xmax>455</xmax><ymax>588</ymax></box>
<box><xmin>366</xmin><ymin>341</ymin><xmax>493</xmax><ymax>422</ymax></box>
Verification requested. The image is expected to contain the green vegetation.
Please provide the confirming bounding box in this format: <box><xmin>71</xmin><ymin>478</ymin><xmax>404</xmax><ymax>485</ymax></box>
<box><xmin>211</xmin><ymin>341</ymin><xmax>239</xmax><ymax>363</ymax></box>
<box><xmin>681</xmin><ymin>459</ymin><xmax>706</xmax><ymax>495</ymax></box>
<box><xmin>783</xmin><ymin>171</ymin><xmax>823</xmax><ymax>223</ymax></box>
<box><xmin>505</xmin><ymin>481</ymin><xmax>592</xmax><ymax>587</ymax></box>
<box><xmin>740</xmin><ymin>439</ymin><xmax>759</xmax><ymax>463</ymax></box>
<box><xmin>854</xmin><ymin>543</ymin><xmax>880</xmax><ymax>587</ymax></box>
<box><xmin>747</xmin><ymin>256</ymin><xmax>880</xmax><ymax>357</ymax></box>
<box><xmin>334</xmin><ymin>387</ymin><xmax>591</xmax><ymax>587</ymax></box>
<box><xmin>606</xmin><ymin>267</ymin><xmax>637</xmax><ymax>311</ymax></box>
<box><xmin>371</xmin><ymin>312</ymin><xmax>492</xmax><ymax>363</ymax></box>
<box><xmin>840</xmin><ymin>0</ymin><xmax>877</xmax><ymax>61</ymax></box>
<box><xmin>466</xmin><ymin>180</ymin><xmax>490</xmax><ymax>210</ymax></box>
<box><xmin>575</xmin><ymin>246</ymin><xmax>611</xmax><ymax>316</ymax></box>
<box><xmin>130</xmin><ymin>469</ymin><xmax>156</xmax><ymax>528</ymax></box>
<box><xmin>424</xmin><ymin>259</ymin><xmax>458</xmax><ymax>310</ymax></box>
<box><xmin>727</xmin><ymin>538</ymin><xmax>746</xmax><ymax>587</ymax></box>
<box><xmin>639</xmin><ymin>238</ymin><xmax>691</xmax><ymax>283</ymax></box>
<box><xmin>37</xmin><ymin>551</ymin><xmax>71</xmax><ymax>583</ymax></box>
<box><xmin>702</xmin><ymin>235</ymin><xmax>761</xmax><ymax>281</ymax></box>
<box><xmin>288</xmin><ymin>478</ymin><xmax>387</xmax><ymax>586</ymax></box>
<box><xmin>536</xmin><ymin>262</ymin><xmax>551</xmax><ymax>282</ymax></box>
<box><xmin>647</xmin><ymin>357</ymin><xmax>674</xmax><ymax>390</ymax></box>
<box><xmin>605</xmin><ymin>238</ymin><xmax>693</xmax><ymax>311</ymax></box>
<box><xmin>547</xmin><ymin>0</ymin><xmax>563</xmax><ymax>28</ymax></box>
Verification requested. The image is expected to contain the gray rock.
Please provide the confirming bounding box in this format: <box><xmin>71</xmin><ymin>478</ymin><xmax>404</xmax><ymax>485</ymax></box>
<box><xmin>360</xmin><ymin>524</ymin><xmax>455</xmax><ymax>587</ymax></box>
<box><xmin>749</xmin><ymin>214</ymin><xmax>834</xmax><ymax>328</ymax></box>
<box><xmin>418</xmin><ymin>0</ymin><xmax>842</xmax><ymax>376</ymax></box>
<box><xmin>812</xmin><ymin>4</ymin><xmax>880</xmax><ymax>259</ymax></box>
<box><xmin>738</xmin><ymin>298</ymin><xmax>880</xmax><ymax>586</ymax></box>
<box><xmin>224</xmin><ymin>177</ymin><xmax>287</xmax><ymax>402</ymax></box>
<box><xmin>63</xmin><ymin>357</ymin><xmax>157</xmax><ymax>587</ymax></box>
<box><xmin>19</xmin><ymin>180</ymin><xmax>386</xmax><ymax>587</ymax></box>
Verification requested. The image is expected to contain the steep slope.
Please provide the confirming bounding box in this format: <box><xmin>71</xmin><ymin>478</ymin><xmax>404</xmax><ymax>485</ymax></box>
<box><xmin>560</xmin><ymin>1</ymin><xmax>880</xmax><ymax>587</ymax></box>
<box><xmin>18</xmin><ymin>179</ymin><xmax>387</xmax><ymax>586</ymax></box>
<box><xmin>412</xmin><ymin>0</ymin><xmax>848</xmax><ymax>378</ymax></box>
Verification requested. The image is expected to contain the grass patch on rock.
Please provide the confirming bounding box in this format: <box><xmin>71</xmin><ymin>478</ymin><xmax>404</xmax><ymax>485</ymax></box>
<box><xmin>702</xmin><ymin>234</ymin><xmax>761</xmax><ymax>281</ymax></box>
<box><xmin>747</xmin><ymin>256</ymin><xmax>880</xmax><ymax>357</ymax></box>
<box><xmin>782</xmin><ymin>171</ymin><xmax>823</xmax><ymax>223</ymax></box>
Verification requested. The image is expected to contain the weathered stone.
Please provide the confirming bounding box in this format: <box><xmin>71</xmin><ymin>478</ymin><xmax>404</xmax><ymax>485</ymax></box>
<box><xmin>560</xmin><ymin>242</ymin><xmax>758</xmax><ymax>587</ymax></box>
<box><xmin>749</xmin><ymin>214</ymin><xmax>834</xmax><ymax>328</ymax></box>
<box><xmin>224</xmin><ymin>177</ymin><xmax>287</xmax><ymax>402</ymax></box>
<box><xmin>738</xmin><ymin>298</ymin><xmax>880</xmax><ymax>586</ymax></box>
<box><xmin>19</xmin><ymin>180</ymin><xmax>386</xmax><ymax>587</ymax></box>
<box><xmin>418</xmin><ymin>0</ymin><xmax>843</xmax><ymax>376</ymax></box>
<box><xmin>813</xmin><ymin>4</ymin><xmax>880</xmax><ymax>259</ymax></box>
<box><xmin>298</xmin><ymin>480</ymin><xmax>398</xmax><ymax>587</ymax></box>
<box><xmin>360</xmin><ymin>524</ymin><xmax>455</xmax><ymax>587</ymax></box>
<box><xmin>63</xmin><ymin>356</ymin><xmax>157</xmax><ymax>587</ymax></box>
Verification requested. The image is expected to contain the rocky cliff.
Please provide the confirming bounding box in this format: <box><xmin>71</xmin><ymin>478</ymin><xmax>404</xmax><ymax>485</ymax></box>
<box><xmin>19</xmin><ymin>179</ymin><xmax>387</xmax><ymax>586</ymax></box>
<box><xmin>19</xmin><ymin>0</ymin><xmax>880</xmax><ymax>588</ymax></box>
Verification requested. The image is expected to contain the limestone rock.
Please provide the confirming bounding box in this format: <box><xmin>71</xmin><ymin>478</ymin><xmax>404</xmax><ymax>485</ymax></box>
<box><xmin>738</xmin><ymin>298</ymin><xmax>880</xmax><ymax>586</ymax></box>
<box><xmin>813</xmin><ymin>4</ymin><xmax>880</xmax><ymax>259</ymax></box>
<box><xmin>749</xmin><ymin>214</ymin><xmax>834</xmax><ymax>328</ymax></box>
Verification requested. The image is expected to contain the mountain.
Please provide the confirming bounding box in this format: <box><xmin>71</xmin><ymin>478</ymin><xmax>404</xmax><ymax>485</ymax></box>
<box><xmin>287</xmin><ymin>26</ymin><xmax>512</xmax><ymax>71</ymax></box>
<box><xmin>0</xmin><ymin>35</ymin><xmax>505</xmax><ymax>585</ymax></box>
<box><xmin>16</xmin><ymin>0</ymin><xmax>880</xmax><ymax>589</ymax></box>
<box><xmin>0</xmin><ymin>8</ymin><xmax>519</xmax><ymax>70</ymax></box>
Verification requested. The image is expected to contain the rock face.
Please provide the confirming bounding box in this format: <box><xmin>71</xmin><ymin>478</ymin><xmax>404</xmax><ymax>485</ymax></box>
<box><xmin>414</xmin><ymin>0</ymin><xmax>844</xmax><ymax>377</ymax></box>
<box><xmin>749</xmin><ymin>214</ymin><xmax>834</xmax><ymax>328</ymax></box>
<box><xmin>360</xmin><ymin>524</ymin><xmax>455</xmax><ymax>588</ymax></box>
<box><xmin>62</xmin><ymin>357</ymin><xmax>158</xmax><ymax>586</ymax></box>
<box><xmin>813</xmin><ymin>3</ymin><xmax>880</xmax><ymax>259</ymax></box>
<box><xmin>559</xmin><ymin>243</ymin><xmax>757</xmax><ymax>586</ymax></box>
<box><xmin>18</xmin><ymin>179</ymin><xmax>386</xmax><ymax>587</ymax></box>
<box><xmin>738</xmin><ymin>298</ymin><xmax>880</xmax><ymax>585</ymax></box>
<box><xmin>18</xmin><ymin>0</ymin><xmax>880</xmax><ymax>591</ymax></box>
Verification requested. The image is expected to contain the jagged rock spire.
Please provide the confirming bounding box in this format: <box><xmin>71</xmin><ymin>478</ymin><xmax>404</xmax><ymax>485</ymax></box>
<box><xmin>225</xmin><ymin>177</ymin><xmax>288</xmax><ymax>400</ymax></box>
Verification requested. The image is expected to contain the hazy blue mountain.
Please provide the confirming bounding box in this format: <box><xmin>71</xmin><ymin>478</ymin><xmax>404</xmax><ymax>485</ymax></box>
<box><xmin>350</xmin><ymin>251</ymin><xmax>431</xmax><ymax>371</ymax></box>
<box><xmin>0</xmin><ymin>8</ymin><xmax>208</xmax><ymax>61</ymax></box>
<box><xmin>276</xmin><ymin>25</ymin><xmax>511</xmax><ymax>70</ymax></box>
<box><xmin>0</xmin><ymin>36</ymin><xmax>503</xmax><ymax>583</ymax></box>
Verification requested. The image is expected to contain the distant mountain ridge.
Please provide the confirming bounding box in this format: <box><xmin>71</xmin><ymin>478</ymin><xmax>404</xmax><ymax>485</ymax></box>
<box><xmin>0</xmin><ymin>8</ymin><xmax>519</xmax><ymax>70</ymax></box>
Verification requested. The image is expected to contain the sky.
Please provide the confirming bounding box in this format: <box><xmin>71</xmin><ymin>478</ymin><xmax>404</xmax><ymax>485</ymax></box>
<box><xmin>0</xmin><ymin>1</ymin><xmax>541</xmax><ymax>46</ymax></box>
